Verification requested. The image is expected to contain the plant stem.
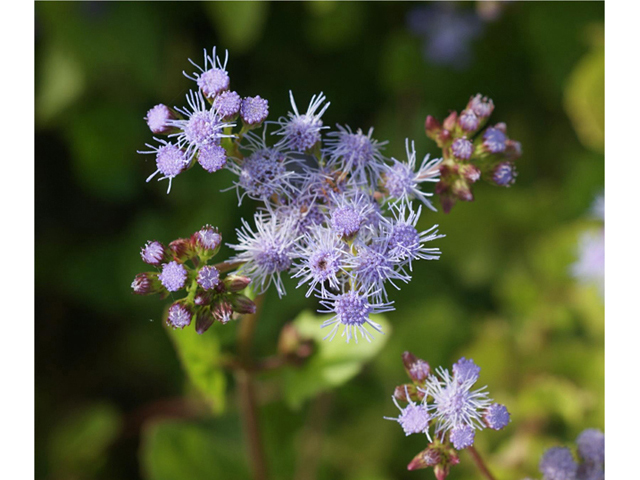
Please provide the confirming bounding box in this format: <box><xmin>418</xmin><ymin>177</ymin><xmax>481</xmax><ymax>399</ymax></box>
<box><xmin>467</xmin><ymin>446</ymin><xmax>497</xmax><ymax>480</ymax></box>
<box><xmin>236</xmin><ymin>294</ymin><xmax>268</xmax><ymax>480</ymax></box>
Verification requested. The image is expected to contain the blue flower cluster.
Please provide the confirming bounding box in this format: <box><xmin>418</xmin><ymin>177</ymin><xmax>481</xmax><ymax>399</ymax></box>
<box><xmin>537</xmin><ymin>429</ymin><xmax>604</xmax><ymax>480</ymax></box>
<box><xmin>387</xmin><ymin>352</ymin><xmax>510</xmax><ymax>476</ymax></box>
<box><xmin>137</xmin><ymin>46</ymin><xmax>449</xmax><ymax>342</ymax></box>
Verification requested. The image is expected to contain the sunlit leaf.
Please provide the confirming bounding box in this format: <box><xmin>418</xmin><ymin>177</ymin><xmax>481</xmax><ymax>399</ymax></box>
<box><xmin>166</xmin><ymin>321</ymin><xmax>226</xmax><ymax>414</ymax></box>
<box><xmin>283</xmin><ymin>310</ymin><xmax>391</xmax><ymax>408</ymax></box>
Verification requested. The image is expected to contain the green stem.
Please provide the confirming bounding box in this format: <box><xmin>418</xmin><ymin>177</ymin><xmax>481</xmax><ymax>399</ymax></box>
<box><xmin>235</xmin><ymin>294</ymin><xmax>268</xmax><ymax>480</ymax></box>
<box><xmin>467</xmin><ymin>446</ymin><xmax>497</xmax><ymax>480</ymax></box>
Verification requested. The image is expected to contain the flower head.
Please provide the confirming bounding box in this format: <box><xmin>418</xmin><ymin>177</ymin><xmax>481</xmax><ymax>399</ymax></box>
<box><xmin>539</xmin><ymin>447</ymin><xmax>578</xmax><ymax>480</ymax></box>
<box><xmin>228</xmin><ymin>211</ymin><xmax>299</xmax><ymax>297</ymax></box>
<box><xmin>318</xmin><ymin>288</ymin><xmax>393</xmax><ymax>343</ymax></box>
<box><xmin>274</xmin><ymin>91</ymin><xmax>330</xmax><ymax>152</ymax></box>
<box><xmin>213</xmin><ymin>90</ymin><xmax>241</xmax><ymax>120</ymax></box>
<box><xmin>194</xmin><ymin>225</ymin><xmax>222</xmax><ymax>252</ymax></box>
<box><xmin>140</xmin><ymin>240</ymin><xmax>166</xmax><ymax>266</ymax></box>
<box><xmin>139</xmin><ymin>139</ymin><xmax>188</xmax><ymax>194</ymax></box>
<box><xmin>423</xmin><ymin>363</ymin><xmax>491</xmax><ymax>443</ymax></box>
<box><xmin>483</xmin><ymin>126</ymin><xmax>507</xmax><ymax>153</ymax></box>
<box><xmin>382</xmin><ymin>140</ymin><xmax>442</xmax><ymax>211</ymax></box>
<box><xmin>329</xmin><ymin>193</ymin><xmax>376</xmax><ymax>239</ymax></box>
<box><xmin>325</xmin><ymin>125</ymin><xmax>387</xmax><ymax>184</ymax></box>
<box><xmin>451</xmin><ymin>137</ymin><xmax>473</xmax><ymax>160</ymax></box>
<box><xmin>385</xmin><ymin>389</ymin><xmax>432</xmax><ymax>438</ymax></box>
<box><xmin>198</xmin><ymin>143</ymin><xmax>227</xmax><ymax>173</ymax></box>
<box><xmin>292</xmin><ymin>225</ymin><xmax>347</xmax><ymax>297</ymax></box>
<box><xmin>450</xmin><ymin>424</ymin><xmax>475</xmax><ymax>450</ymax></box>
<box><xmin>483</xmin><ymin>403</ymin><xmax>510</xmax><ymax>430</ymax></box>
<box><xmin>197</xmin><ymin>266</ymin><xmax>220</xmax><ymax>290</ymax></box>
<box><xmin>452</xmin><ymin>357</ymin><xmax>481</xmax><ymax>383</ymax></box>
<box><xmin>492</xmin><ymin>161</ymin><xmax>516</xmax><ymax>186</ymax></box>
<box><xmin>184</xmin><ymin>47</ymin><xmax>230</xmax><ymax>98</ymax></box>
<box><xmin>241</xmin><ymin>96</ymin><xmax>269</xmax><ymax>125</ymax></box>
<box><xmin>169</xmin><ymin>90</ymin><xmax>235</xmax><ymax>159</ymax></box>
<box><xmin>159</xmin><ymin>261</ymin><xmax>188</xmax><ymax>292</ymax></box>
<box><xmin>167</xmin><ymin>302</ymin><xmax>193</xmax><ymax>329</ymax></box>
<box><xmin>145</xmin><ymin>104</ymin><xmax>175</xmax><ymax>134</ymax></box>
<box><xmin>576</xmin><ymin>429</ymin><xmax>604</xmax><ymax>465</ymax></box>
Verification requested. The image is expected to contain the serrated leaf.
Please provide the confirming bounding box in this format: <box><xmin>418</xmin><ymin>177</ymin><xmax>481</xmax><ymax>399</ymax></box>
<box><xmin>283</xmin><ymin>310</ymin><xmax>391</xmax><ymax>408</ymax></box>
<box><xmin>166</xmin><ymin>322</ymin><xmax>226</xmax><ymax>414</ymax></box>
<box><xmin>140</xmin><ymin>420</ymin><xmax>249</xmax><ymax>480</ymax></box>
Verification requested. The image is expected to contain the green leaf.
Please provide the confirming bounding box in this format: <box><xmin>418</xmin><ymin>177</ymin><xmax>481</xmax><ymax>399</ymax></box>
<box><xmin>48</xmin><ymin>403</ymin><xmax>122</xmax><ymax>477</ymax></box>
<box><xmin>283</xmin><ymin>310</ymin><xmax>391</xmax><ymax>409</ymax></box>
<box><xmin>141</xmin><ymin>419</ymin><xmax>250</xmax><ymax>480</ymax></box>
<box><xmin>167</xmin><ymin>322</ymin><xmax>226</xmax><ymax>414</ymax></box>
<box><xmin>205</xmin><ymin>2</ymin><xmax>269</xmax><ymax>53</ymax></box>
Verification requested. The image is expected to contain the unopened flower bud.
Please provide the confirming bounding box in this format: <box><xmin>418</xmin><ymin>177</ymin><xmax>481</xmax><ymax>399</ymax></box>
<box><xmin>443</xmin><ymin>111</ymin><xmax>458</xmax><ymax>131</ymax></box>
<box><xmin>402</xmin><ymin>351</ymin><xmax>431</xmax><ymax>382</ymax></box>
<box><xmin>194</xmin><ymin>290</ymin><xmax>213</xmax><ymax>306</ymax></box>
<box><xmin>393</xmin><ymin>384</ymin><xmax>424</xmax><ymax>403</ymax></box>
<box><xmin>425</xmin><ymin>115</ymin><xmax>442</xmax><ymax>138</ymax></box>
<box><xmin>224</xmin><ymin>274</ymin><xmax>252</xmax><ymax>292</ymax></box>
<box><xmin>131</xmin><ymin>272</ymin><xmax>163</xmax><ymax>295</ymax></box>
<box><xmin>145</xmin><ymin>104</ymin><xmax>177</xmax><ymax>134</ymax></box>
<box><xmin>169</xmin><ymin>238</ymin><xmax>194</xmax><ymax>262</ymax></box>
<box><xmin>458</xmin><ymin>109</ymin><xmax>479</xmax><ymax>132</ymax></box>
<box><xmin>167</xmin><ymin>302</ymin><xmax>193</xmax><ymax>329</ymax></box>
<box><xmin>140</xmin><ymin>240</ymin><xmax>167</xmax><ymax>266</ymax></box>
<box><xmin>461</xmin><ymin>164</ymin><xmax>481</xmax><ymax>183</ymax></box>
<box><xmin>452</xmin><ymin>180</ymin><xmax>474</xmax><ymax>202</ymax></box>
<box><xmin>195</xmin><ymin>308</ymin><xmax>215</xmax><ymax>335</ymax></box>
<box><xmin>468</xmin><ymin>94</ymin><xmax>494</xmax><ymax>118</ymax></box>
<box><xmin>408</xmin><ymin>446</ymin><xmax>441</xmax><ymax>471</ymax></box>
<box><xmin>230</xmin><ymin>294</ymin><xmax>257</xmax><ymax>314</ymax></box>
<box><xmin>505</xmin><ymin>139</ymin><xmax>522</xmax><ymax>160</ymax></box>
<box><xmin>212</xmin><ymin>298</ymin><xmax>234</xmax><ymax>324</ymax></box>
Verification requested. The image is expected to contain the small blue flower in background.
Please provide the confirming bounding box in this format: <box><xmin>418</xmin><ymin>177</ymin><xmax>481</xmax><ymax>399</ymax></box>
<box><xmin>407</xmin><ymin>4</ymin><xmax>483</xmax><ymax>70</ymax></box>
<box><xmin>571</xmin><ymin>195</ymin><xmax>604</xmax><ymax>297</ymax></box>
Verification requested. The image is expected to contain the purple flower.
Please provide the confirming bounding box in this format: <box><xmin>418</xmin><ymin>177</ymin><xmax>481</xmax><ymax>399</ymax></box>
<box><xmin>329</xmin><ymin>193</ymin><xmax>376</xmax><ymax>239</ymax></box>
<box><xmin>539</xmin><ymin>447</ymin><xmax>578</xmax><ymax>480</ymax></box>
<box><xmin>492</xmin><ymin>161</ymin><xmax>516</xmax><ymax>186</ymax></box>
<box><xmin>197</xmin><ymin>265</ymin><xmax>220</xmax><ymax>290</ymax></box>
<box><xmin>450</xmin><ymin>424</ymin><xmax>475</xmax><ymax>450</ymax></box>
<box><xmin>385</xmin><ymin>390</ymin><xmax>432</xmax><ymax>438</ymax></box>
<box><xmin>145</xmin><ymin>104</ymin><xmax>175</xmax><ymax>134</ymax></box>
<box><xmin>198</xmin><ymin>143</ymin><xmax>227</xmax><ymax>173</ymax></box>
<box><xmin>292</xmin><ymin>225</ymin><xmax>346</xmax><ymax>297</ymax></box>
<box><xmin>274</xmin><ymin>91</ymin><xmax>330</xmax><ymax>152</ymax></box>
<box><xmin>228</xmin><ymin>211</ymin><xmax>299</xmax><ymax>297</ymax></box>
<box><xmin>184</xmin><ymin>47</ymin><xmax>230</xmax><ymax>98</ymax></box>
<box><xmin>385</xmin><ymin>203</ymin><xmax>443</xmax><ymax>269</ymax></box>
<box><xmin>159</xmin><ymin>261</ymin><xmax>188</xmax><ymax>292</ymax></box>
<box><xmin>483</xmin><ymin>126</ymin><xmax>508</xmax><ymax>153</ymax></box>
<box><xmin>240</xmin><ymin>96</ymin><xmax>269</xmax><ymax>125</ymax></box>
<box><xmin>139</xmin><ymin>140</ymin><xmax>188</xmax><ymax>194</ymax></box>
<box><xmin>350</xmin><ymin>240</ymin><xmax>409</xmax><ymax>302</ymax></box>
<box><xmin>140</xmin><ymin>240</ymin><xmax>165</xmax><ymax>266</ymax></box>
<box><xmin>319</xmin><ymin>288</ymin><xmax>394</xmax><ymax>343</ymax></box>
<box><xmin>452</xmin><ymin>357</ymin><xmax>481</xmax><ymax>383</ymax></box>
<box><xmin>451</xmin><ymin>137</ymin><xmax>473</xmax><ymax>160</ymax></box>
<box><xmin>576</xmin><ymin>462</ymin><xmax>604</xmax><ymax>480</ymax></box>
<box><xmin>325</xmin><ymin>125</ymin><xmax>387</xmax><ymax>183</ymax></box>
<box><xmin>576</xmin><ymin>429</ymin><xmax>604</xmax><ymax>465</ymax></box>
<box><xmin>571</xmin><ymin>230</ymin><xmax>604</xmax><ymax>296</ymax></box>
<box><xmin>423</xmin><ymin>364</ymin><xmax>491</xmax><ymax>442</ymax></box>
<box><xmin>213</xmin><ymin>90</ymin><xmax>241</xmax><ymax>120</ymax></box>
<box><xmin>484</xmin><ymin>403</ymin><xmax>510</xmax><ymax>430</ymax></box>
<box><xmin>167</xmin><ymin>302</ymin><xmax>192</xmax><ymax>329</ymax></box>
<box><xmin>382</xmin><ymin>140</ymin><xmax>442</xmax><ymax>211</ymax></box>
<box><xmin>169</xmin><ymin>90</ymin><xmax>235</xmax><ymax>159</ymax></box>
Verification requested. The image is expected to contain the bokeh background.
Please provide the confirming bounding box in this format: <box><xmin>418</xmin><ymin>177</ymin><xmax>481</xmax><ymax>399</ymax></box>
<box><xmin>35</xmin><ymin>2</ymin><xmax>604</xmax><ymax>480</ymax></box>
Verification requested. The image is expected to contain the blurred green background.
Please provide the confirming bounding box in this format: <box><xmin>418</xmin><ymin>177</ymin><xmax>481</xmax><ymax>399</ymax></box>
<box><xmin>35</xmin><ymin>2</ymin><xmax>604</xmax><ymax>480</ymax></box>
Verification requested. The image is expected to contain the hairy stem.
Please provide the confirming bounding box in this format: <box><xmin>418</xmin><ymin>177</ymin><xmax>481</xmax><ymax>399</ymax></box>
<box><xmin>236</xmin><ymin>294</ymin><xmax>268</xmax><ymax>480</ymax></box>
<box><xmin>467</xmin><ymin>446</ymin><xmax>497</xmax><ymax>480</ymax></box>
